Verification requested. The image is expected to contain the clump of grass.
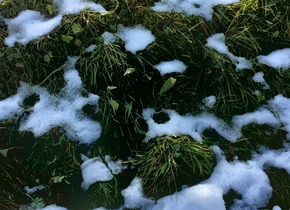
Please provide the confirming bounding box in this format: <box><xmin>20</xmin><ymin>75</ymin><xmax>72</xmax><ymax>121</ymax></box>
<box><xmin>129</xmin><ymin>134</ymin><xmax>215</xmax><ymax>196</ymax></box>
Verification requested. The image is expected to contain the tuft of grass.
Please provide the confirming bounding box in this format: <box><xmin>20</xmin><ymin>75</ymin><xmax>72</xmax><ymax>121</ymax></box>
<box><xmin>128</xmin><ymin>134</ymin><xmax>215</xmax><ymax>196</ymax></box>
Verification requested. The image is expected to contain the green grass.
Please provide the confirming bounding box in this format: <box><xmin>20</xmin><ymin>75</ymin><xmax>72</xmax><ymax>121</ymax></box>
<box><xmin>1</xmin><ymin>0</ymin><xmax>290</xmax><ymax>208</ymax></box>
<box><xmin>128</xmin><ymin>134</ymin><xmax>214</xmax><ymax>197</ymax></box>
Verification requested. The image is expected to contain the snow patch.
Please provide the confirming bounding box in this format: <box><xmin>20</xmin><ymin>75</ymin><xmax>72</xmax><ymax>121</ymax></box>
<box><xmin>53</xmin><ymin>0</ymin><xmax>107</xmax><ymax>15</ymax></box>
<box><xmin>117</xmin><ymin>25</ymin><xmax>155</xmax><ymax>54</ymax></box>
<box><xmin>252</xmin><ymin>71</ymin><xmax>270</xmax><ymax>89</ymax></box>
<box><xmin>101</xmin><ymin>32</ymin><xmax>116</xmax><ymax>45</ymax></box>
<box><xmin>151</xmin><ymin>0</ymin><xmax>240</xmax><ymax>20</ymax></box>
<box><xmin>206</xmin><ymin>33</ymin><xmax>253</xmax><ymax>71</ymax></box>
<box><xmin>153</xmin><ymin>59</ymin><xmax>186</xmax><ymax>75</ymax></box>
<box><xmin>4</xmin><ymin>10</ymin><xmax>62</xmax><ymax>47</ymax></box>
<box><xmin>257</xmin><ymin>48</ymin><xmax>290</xmax><ymax>70</ymax></box>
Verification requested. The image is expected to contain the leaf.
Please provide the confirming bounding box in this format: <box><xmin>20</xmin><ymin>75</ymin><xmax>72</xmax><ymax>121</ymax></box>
<box><xmin>110</xmin><ymin>99</ymin><xmax>119</xmax><ymax>112</ymax></box>
<box><xmin>124</xmin><ymin>68</ymin><xmax>136</xmax><ymax>76</ymax></box>
<box><xmin>47</xmin><ymin>5</ymin><xmax>58</xmax><ymax>15</ymax></box>
<box><xmin>107</xmin><ymin>86</ymin><xmax>117</xmax><ymax>91</ymax></box>
<box><xmin>61</xmin><ymin>35</ymin><xmax>73</xmax><ymax>43</ymax></box>
<box><xmin>52</xmin><ymin>175</ymin><xmax>65</xmax><ymax>183</ymax></box>
<box><xmin>173</xmin><ymin>144</ymin><xmax>181</xmax><ymax>152</ymax></box>
<box><xmin>72</xmin><ymin>23</ymin><xmax>83</xmax><ymax>34</ymax></box>
<box><xmin>74</xmin><ymin>39</ymin><xmax>82</xmax><ymax>47</ymax></box>
<box><xmin>0</xmin><ymin>149</ymin><xmax>8</xmax><ymax>157</ymax></box>
<box><xmin>159</xmin><ymin>77</ymin><xmax>176</xmax><ymax>95</ymax></box>
<box><xmin>0</xmin><ymin>147</ymin><xmax>14</xmax><ymax>157</ymax></box>
<box><xmin>125</xmin><ymin>102</ymin><xmax>133</xmax><ymax>121</ymax></box>
<box><xmin>272</xmin><ymin>31</ymin><xmax>279</xmax><ymax>38</ymax></box>
<box><xmin>44</xmin><ymin>54</ymin><xmax>51</xmax><ymax>63</ymax></box>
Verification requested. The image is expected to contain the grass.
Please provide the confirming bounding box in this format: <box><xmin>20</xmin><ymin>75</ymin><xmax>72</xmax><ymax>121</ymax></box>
<box><xmin>1</xmin><ymin>0</ymin><xmax>290</xmax><ymax>208</ymax></box>
<box><xmin>128</xmin><ymin>134</ymin><xmax>215</xmax><ymax>197</ymax></box>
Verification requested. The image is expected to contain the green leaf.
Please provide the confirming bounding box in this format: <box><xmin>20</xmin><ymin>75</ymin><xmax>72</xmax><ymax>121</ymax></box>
<box><xmin>44</xmin><ymin>54</ymin><xmax>51</xmax><ymax>63</ymax></box>
<box><xmin>0</xmin><ymin>149</ymin><xmax>9</xmax><ymax>157</ymax></box>
<box><xmin>52</xmin><ymin>175</ymin><xmax>65</xmax><ymax>183</ymax></box>
<box><xmin>257</xmin><ymin>93</ymin><xmax>265</xmax><ymax>102</ymax></box>
<box><xmin>72</xmin><ymin>23</ymin><xmax>83</xmax><ymax>34</ymax></box>
<box><xmin>125</xmin><ymin>102</ymin><xmax>133</xmax><ymax>121</ymax></box>
<box><xmin>61</xmin><ymin>35</ymin><xmax>73</xmax><ymax>43</ymax></box>
<box><xmin>47</xmin><ymin>5</ymin><xmax>58</xmax><ymax>15</ymax></box>
<box><xmin>0</xmin><ymin>147</ymin><xmax>14</xmax><ymax>157</ymax></box>
<box><xmin>159</xmin><ymin>77</ymin><xmax>176</xmax><ymax>95</ymax></box>
<box><xmin>272</xmin><ymin>31</ymin><xmax>279</xmax><ymax>38</ymax></box>
<box><xmin>173</xmin><ymin>144</ymin><xmax>181</xmax><ymax>152</ymax></box>
<box><xmin>107</xmin><ymin>86</ymin><xmax>117</xmax><ymax>91</ymax></box>
<box><xmin>74</xmin><ymin>39</ymin><xmax>82</xmax><ymax>47</ymax></box>
<box><xmin>110</xmin><ymin>99</ymin><xmax>119</xmax><ymax>112</ymax></box>
<box><xmin>124</xmin><ymin>68</ymin><xmax>136</xmax><ymax>76</ymax></box>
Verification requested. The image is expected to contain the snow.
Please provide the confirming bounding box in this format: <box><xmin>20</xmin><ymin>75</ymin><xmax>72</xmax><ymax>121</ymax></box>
<box><xmin>0</xmin><ymin>88</ymin><xmax>27</xmax><ymax>120</ymax></box>
<box><xmin>206</xmin><ymin>33</ymin><xmax>253</xmax><ymax>71</ymax></box>
<box><xmin>3</xmin><ymin>0</ymin><xmax>107</xmax><ymax>47</ymax></box>
<box><xmin>202</xmin><ymin>95</ymin><xmax>216</xmax><ymax>109</ymax></box>
<box><xmin>53</xmin><ymin>0</ymin><xmax>107</xmax><ymax>15</ymax></box>
<box><xmin>252</xmin><ymin>71</ymin><xmax>270</xmax><ymax>89</ymax></box>
<box><xmin>143</xmin><ymin>94</ymin><xmax>290</xmax><ymax>143</ymax></box>
<box><xmin>101</xmin><ymin>32</ymin><xmax>116</xmax><ymax>45</ymax></box>
<box><xmin>4</xmin><ymin>10</ymin><xmax>62</xmax><ymax>47</ymax></box>
<box><xmin>151</xmin><ymin>0</ymin><xmax>240</xmax><ymax>20</ymax></box>
<box><xmin>80</xmin><ymin>154</ymin><xmax>123</xmax><ymax>190</ymax></box>
<box><xmin>39</xmin><ymin>204</ymin><xmax>68</xmax><ymax>210</ymax></box>
<box><xmin>121</xmin><ymin>177</ymin><xmax>154</xmax><ymax>209</ymax></box>
<box><xmin>0</xmin><ymin>57</ymin><xmax>101</xmax><ymax>144</ymax></box>
<box><xmin>257</xmin><ymin>48</ymin><xmax>290</xmax><ymax>70</ymax></box>
<box><xmin>117</xmin><ymin>25</ymin><xmax>155</xmax><ymax>54</ymax></box>
<box><xmin>80</xmin><ymin>154</ymin><xmax>113</xmax><ymax>190</ymax></box>
<box><xmin>24</xmin><ymin>185</ymin><xmax>45</xmax><ymax>195</ymax></box>
<box><xmin>85</xmin><ymin>44</ymin><xmax>96</xmax><ymax>52</ymax></box>
<box><xmin>153</xmin><ymin>183</ymin><xmax>225</xmax><ymax>210</ymax></box>
<box><xmin>153</xmin><ymin>59</ymin><xmax>187</xmax><ymax>75</ymax></box>
<box><xmin>105</xmin><ymin>155</ymin><xmax>123</xmax><ymax>174</ymax></box>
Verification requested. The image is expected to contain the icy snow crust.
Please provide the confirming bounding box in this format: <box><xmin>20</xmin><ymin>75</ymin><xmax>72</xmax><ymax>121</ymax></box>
<box><xmin>0</xmin><ymin>57</ymin><xmax>101</xmax><ymax>144</ymax></box>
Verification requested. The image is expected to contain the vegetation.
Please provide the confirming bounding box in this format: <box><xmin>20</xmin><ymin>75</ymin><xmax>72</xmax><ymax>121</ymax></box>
<box><xmin>1</xmin><ymin>0</ymin><xmax>290</xmax><ymax>209</ymax></box>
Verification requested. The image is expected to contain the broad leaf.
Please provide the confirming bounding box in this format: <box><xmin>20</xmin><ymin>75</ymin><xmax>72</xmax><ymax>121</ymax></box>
<box><xmin>61</xmin><ymin>35</ymin><xmax>73</xmax><ymax>43</ymax></box>
<box><xmin>159</xmin><ymin>77</ymin><xmax>176</xmax><ymax>95</ymax></box>
<box><xmin>110</xmin><ymin>99</ymin><xmax>119</xmax><ymax>112</ymax></box>
<box><xmin>72</xmin><ymin>23</ymin><xmax>83</xmax><ymax>34</ymax></box>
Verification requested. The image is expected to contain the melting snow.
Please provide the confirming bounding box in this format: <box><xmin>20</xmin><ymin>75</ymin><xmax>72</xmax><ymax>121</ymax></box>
<box><xmin>257</xmin><ymin>48</ymin><xmax>290</xmax><ymax>70</ymax></box>
<box><xmin>53</xmin><ymin>0</ymin><xmax>107</xmax><ymax>15</ymax></box>
<box><xmin>4</xmin><ymin>10</ymin><xmax>62</xmax><ymax>47</ymax></box>
<box><xmin>117</xmin><ymin>25</ymin><xmax>155</xmax><ymax>54</ymax></box>
<box><xmin>0</xmin><ymin>57</ymin><xmax>101</xmax><ymax>144</ymax></box>
<box><xmin>151</xmin><ymin>0</ymin><xmax>240</xmax><ymax>20</ymax></box>
<box><xmin>101</xmin><ymin>31</ymin><xmax>116</xmax><ymax>45</ymax></box>
<box><xmin>80</xmin><ymin>154</ymin><xmax>123</xmax><ymax>190</ymax></box>
<box><xmin>153</xmin><ymin>59</ymin><xmax>187</xmax><ymax>75</ymax></box>
<box><xmin>252</xmin><ymin>71</ymin><xmax>270</xmax><ymax>89</ymax></box>
<box><xmin>206</xmin><ymin>33</ymin><xmax>253</xmax><ymax>71</ymax></box>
